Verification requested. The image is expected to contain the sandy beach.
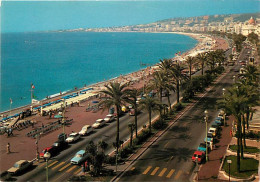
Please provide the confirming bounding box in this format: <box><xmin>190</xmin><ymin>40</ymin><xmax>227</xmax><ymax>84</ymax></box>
<box><xmin>0</xmin><ymin>32</ymin><xmax>229</xmax><ymax>172</ymax></box>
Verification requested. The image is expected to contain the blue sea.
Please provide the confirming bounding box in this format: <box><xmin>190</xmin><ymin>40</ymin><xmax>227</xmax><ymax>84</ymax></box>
<box><xmin>1</xmin><ymin>32</ymin><xmax>197</xmax><ymax>112</ymax></box>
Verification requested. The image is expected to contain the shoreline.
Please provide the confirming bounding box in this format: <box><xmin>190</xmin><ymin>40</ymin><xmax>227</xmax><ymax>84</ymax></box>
<box><xmin>0</xmin><ymin>32</ymin><xmax>219</xmax><ymax>117</ymax></box>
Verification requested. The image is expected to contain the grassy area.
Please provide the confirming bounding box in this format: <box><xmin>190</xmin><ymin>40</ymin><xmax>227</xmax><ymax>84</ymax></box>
<box><xmin>223</xmin><ymin>155</ymin><xmax>258</xmax><ymax>178</ymax></box>
<box><xmin>229</xmin><ymin>145</ymin><xmax>260</xmax><ymax>154</ymax></box>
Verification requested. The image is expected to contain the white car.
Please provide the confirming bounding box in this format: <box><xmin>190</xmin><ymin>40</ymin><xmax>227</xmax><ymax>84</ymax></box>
<box><xmin>104</xmin><ymin>114</ymin><xmax>115</xmax><ymax>123</ymax></box>
<box><xmin>66</xmin><ymin>133</ymin><xmax>80</xmax><ymax>143</ymax></box>
<box><xmin>79</xmin><ymin>125</ymin><xmax>93</xmax><ymax>135</ymax></box>
<box><xmin>208</xmin><ymin>127</ymin><xmax>217</xmax><ymax>137</ymax></box>
<box><xmin>92</xmin><ymin>119</ymin><xmax>105</xmax><ymax>128</ymax></box>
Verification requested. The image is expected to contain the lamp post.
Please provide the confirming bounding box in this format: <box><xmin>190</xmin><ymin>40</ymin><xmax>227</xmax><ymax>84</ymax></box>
<box><xmin>233</xmin><ymin>75</ymin><xmax>236</xmax><ymax>83</ymax></box>
<box><xmin>196</xmin><ymin>156</ymin><xmax>199</xmax><ymax>181</ymax></box>
<box><xmin>35</xmin><ymin>132</ymin><xmax>42</xmax><ymax>161</ymax></box>
<box><xmin>44</xmin><ymin>152</ymin><xmax>51</xmax><ymax>182</ymax></box>
<box><xmin>227</xmin><ymin>159</ymin><xmax>232</xmax><ymax>182</ymax></box>
<box><xmin>204</xmin><ymin>110</ymin><xmax>208</xmax><ymax>162</ymax></box>
<box><xmin>61</xmin><ymin>99</ymin><xmax>66</xmax><ymax>140</ymax></box>
<box><xmin>222</xmin><ymin>88</ymin><xmax>226</xmax><ymax>96</ymax></box>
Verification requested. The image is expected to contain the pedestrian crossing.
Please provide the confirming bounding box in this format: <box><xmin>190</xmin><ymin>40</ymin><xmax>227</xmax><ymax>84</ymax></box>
<box><xmin>140</xmin><ymin>166</ymin><xmax>186</xmax><ymax>179</ymax></box>
<box><xmin>38</xmin><ymin>160</ymin><xmax>82</xmax><ymax>174</ymax></box>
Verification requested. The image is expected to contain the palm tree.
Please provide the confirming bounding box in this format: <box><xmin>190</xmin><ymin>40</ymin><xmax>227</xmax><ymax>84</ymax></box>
<box><xmin>196</xmin><ymin>52</ymin><xmax>207</xmax><ymax>75</ymax></box>
<box><xmin>214</xmin><ymin>49</ymin><xmax>226</xmax><ymax>66</ymax></box>
<box><xmin>243</xmin><ymin>65</ymin><xmax>260</xmax><ymax>86</ymax></box>
<box><xmin>169</xmin><ymin>62</ymin><xmax>187</xmax><ymax>103</ymax></box>
<box><xmin>148</xmin><ymin>71</ymin><xmax>167</xmax><ymax>102</ymax></box>
<box><xmin>139</xmin><ymin>96</ymin><xmax>161</xmax><ymax>133</ymax></box>
<box><xmin>98</xmin><ymin>82</ymin><xmax>128</xmax><ymax>154</ymax></box>
<box><xmin>206</xmin><ymin>51</ymin><xmax>217</xmax><ymax>71</ymax></box>
<box><xmin>221</xmin><ymin>86</ymin><xmax>248</xmax><ymax>172</ymax></box>
<box><xmin>125</xmin><ymin>88</ymin><xmax>141</xmax><ymax>137</ymax></box>
<box><xmin>128</xmin><ymin>122</ymin><xmax>135</xmax><ymax>147</ymax></box>
<box><xmin>159</xmin><ymin>59</ymin><xmax>173</xmax><ymax>74</ymax></box>
<box><xmin>98</xmin><ymin>140</ymin><xmax>108</xmax><ymax>153</ymax></box>
<box><xmin>186</xmin><ymin>56</ymin><xmax>197</xmax><ymax>80</ymax></box>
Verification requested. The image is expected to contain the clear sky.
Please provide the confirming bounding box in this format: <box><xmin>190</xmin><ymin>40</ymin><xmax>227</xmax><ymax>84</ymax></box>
<box><xmin>1</xmin><ymin>0</ymin><xmax>259</xmax><ymax>33</ymax></box>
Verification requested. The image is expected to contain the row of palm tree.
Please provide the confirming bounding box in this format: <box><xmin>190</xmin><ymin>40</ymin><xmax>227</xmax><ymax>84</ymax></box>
<box><xmin>219</xmin><ymin>64</ymin><xmax>259</xmax><ymax>172</ymax></box>
<box><xmin>98</xmin><ymin>48</ymin><xmax>227</xmax><ymax>158</ymax></box>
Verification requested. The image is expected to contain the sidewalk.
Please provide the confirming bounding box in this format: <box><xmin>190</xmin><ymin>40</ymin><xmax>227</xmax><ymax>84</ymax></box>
<box><xmin>197</xmin><ymin>116</ymin><xmax>234</xmax><ymax>180</ymax></box>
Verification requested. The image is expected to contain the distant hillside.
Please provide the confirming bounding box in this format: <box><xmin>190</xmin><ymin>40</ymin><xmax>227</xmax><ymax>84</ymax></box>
<box><xmin>156</xmin><ymin>12</ymin><xmax>260</xmax><ymax>24</ymax></box>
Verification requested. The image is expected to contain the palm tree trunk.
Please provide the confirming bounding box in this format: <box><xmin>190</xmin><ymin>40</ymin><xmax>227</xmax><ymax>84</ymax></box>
<box><xmin>177</xmin><ymin>80</ymin><xmax>180</xmax><ymax>103</ymax></box>
<box><xmin>130</xmin><ymin>125</ymin><xmax>133</xmax><ymax>147</ymax></box>
<box><xmin>149</xmin><ymin>108</ymin><xmax>152</xmax><ymax>133</ymax></box>
<box><xmin>189</xmin><ymin>65</ymin><xmax>192</xmax><ymax>80</ymax></box>
<box><xmin>201</xmin><ymin>63</ymin><xmax>204</xmax><ymax>76</ymax></box>
<box><xmin>116</xmin><ymin>105</ymin><xmax>120</xmax><ymax>154</ymax></box>
<box><xmin>134</xmin><ymin>106</ymin><xmax>138</xmax><ymax>138</ymax></box>
<box><xmin>237</xmin><ymin>117</ymin><xmax>241</xmax><ymax>172</ymax></box>
<box><xmin>246</xmin><ymin>109</ymin><xmax>250</xmax><ymax>129</ymax></box>
<box><xmin>238</xmin><ymin>116</ymin><xmax>244</xmax><ymax>159</ymax></box>
<box><xmin>167</xmin><ymin>93</ymin><xmax>171</xmax><ymax>112</ymax></box>
<box><xmin>242</xmin><ymin>115</ymin><xmax>247</xmax><ymax>149</ymax></box>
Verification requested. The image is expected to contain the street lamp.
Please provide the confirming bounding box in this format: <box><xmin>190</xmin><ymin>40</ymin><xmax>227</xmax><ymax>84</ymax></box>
<box><xmin>222</xmin><ymin>88</ymin><xmax>226</xmax><ymax>96</ymax></box>
<box><xmin>44</xmin><ymin>152</ymin><xmax>51</xmax><ymax>182</ymax></box>
<box><xmin>204</xmin><ymin>110</ymin><xmax>208</xmax><ymax>162</ymax></box>
<box><xmin>227</xmin><ymin>159</ymin><xmax>232</xmax><ymax>182</ymax></box>
<box><xmin>233</xmin><ymin>75</ymin><xmax>236</xmax><ymax>83</ymax></box>
<box><xmin>35</xmin><ymin>132</ymin><xmax>43</xmax><ymax>161</ymax></box>
<box><xmin>61</xmin><ymin>99</ymin><xmax>66</xmax><ymax>140</ymax></box>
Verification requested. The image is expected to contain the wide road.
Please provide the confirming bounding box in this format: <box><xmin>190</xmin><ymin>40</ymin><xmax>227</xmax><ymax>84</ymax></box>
<box><xmin>118</xmin><ymin>57</ymin><xmax>245</xmax><ymax>180</ymax></box>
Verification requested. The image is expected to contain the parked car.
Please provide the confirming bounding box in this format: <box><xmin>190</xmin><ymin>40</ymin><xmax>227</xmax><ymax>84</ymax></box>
<box><xmin>214</xmin><ymin>119</ymin><xmax>222</xmax><ymax>126</ymax></box>
<box><xmin>65</xmin><ymin>133</ymin><xmax>80</xmax><ymax>143</ymax></box>
<box><xmin>7</xmin><ymin>160</ymin><xmax>33</xmax><ymax>175</ymax></box>
<box><xmin>204</xmin><ymin>133</ymin><xmax>214</xmax><ymax>143</ymax></box>
<box><xmin>39</xmin><ymin>146</ymin><xmax>58</xmax><ymax>159</ymax></box>
<box><xmin>79</xmin><ymin>125</ymin><xmax>93</xmax><ymax>135</ymax></box>
<box><xmin>58</xmin><ymin>133</ymin><xmax>67</xmax><ymax>141</ymax></box>
<box><xmin>70</xmin><ymin>150</ymin><xmax>88</xmax><ymax>165</ymax></box>
<box><xmin>191</xmin><ymin>151</ymin><xmax>205</xmax><ymax>164</ymax></box>
<box><xmin>103</xmin><ymin>114</ymin><xmax>115</xmax><ymax>123</ymax></box>
<box><xmin>197</xmin><ymin>143</ymin><xmax>210</xmax><ymax>152</ymax></box>
<box><xmin>52</xmin><ymin>139</ymin><xmax>68</xmax><ymax>151</ymax></box>
<box><xmin>208</xmin><ymin>127</ymin><xmax>217</xmax><ymax>137</ymax></box>
<box><xmin>92</xmin><ymin>119</ymin><xmax>105</xmax><ymax>128</ymax></box>
<box><xmin>129</xmin><ymin>109</ymin><xmax>135</xmax><ymax>116</ymax></box>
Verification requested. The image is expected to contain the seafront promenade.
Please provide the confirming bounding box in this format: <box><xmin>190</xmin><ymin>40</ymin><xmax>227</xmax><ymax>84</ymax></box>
<box><xmin>0</xmin><ymin>33</ymin><xmax>229</xmax><ymax>172</ymax></box>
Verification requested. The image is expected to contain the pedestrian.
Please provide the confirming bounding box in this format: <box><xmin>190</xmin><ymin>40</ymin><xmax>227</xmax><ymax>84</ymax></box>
<box><xmin>81</xmin><ymin>164</ymin><xmax>86</xmax><ymax>175</ymax></box>
<box><xmin>7</xmin><ymin>143</ymin><xmax>10</xmax><ymax>154</ymax></box>
<box><xmin>84</xmin><ymin>161</ymin><xmax>88</xmax><ymax>171</ymax></box>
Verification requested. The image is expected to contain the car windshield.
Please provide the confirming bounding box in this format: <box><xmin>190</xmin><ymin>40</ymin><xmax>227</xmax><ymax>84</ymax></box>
<box><xmin>199</xmin><ymin>144</ymin><xmax>206</xmax><ymax>148</ymax></box>
<box><xmin>14</xmin><ymin>163</ymin><xmax>20</xmax><ymax>168</ymax></box>
<box><xmin>76</xmin><ymin>154</ymin><xmax>82</xmax><ymax>158</ymax></box>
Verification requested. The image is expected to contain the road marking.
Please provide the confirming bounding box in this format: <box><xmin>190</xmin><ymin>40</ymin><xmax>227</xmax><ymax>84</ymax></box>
<box><xmin>47</xmin><ymin>161</ymin><xmax>58</xmax><ymax>168</ymax></box>
<box><xmin>158</xmin><ymin>168</ymin><xmax>167</xmax><ymax>177</ymax></box>
<box><xmin>74</xmin><ymin>167</ymin><xmax>82</xmax><ymax>175</ymax></box>
<box><xmin>164</xmin><ymin>142</ymin><xmax>169</xmax><ymax>148</ymax></box>
<box><xmin>143</xmin><ymin>166</ymin><xmax>152</xmax><ymax>175</ymax></box>
<box><xmin>150</xmin><ymin>167</ymin><xmax>159</xmax><ymax>176</ymax></box>
<box><xmin>66</xmin><ymin>165</ymin><xmax>77</xmax><ymax>173</ymax></box>
<box><xmin>174</xmin><ymin>170</ymin><xmax>183</xmax><ymax>180</ymax></box>
<box><xmin>130</xmin><ymin>167</ymin><xmax>135</xmax><ymax>171</ymax></box>
<box><xmin>166</xmin><ymin>169</ymin><xmax>175</xmax><ymax>178</ymax></box>
<box><xmin>52</xmin><ymin>162</ymin><xmax>65</xmax><ymax>170</ymax></box>
<box><xmin>58</xmin><ymin>163</ymin><xmax>71</xmax><ymax>172</ymax></box>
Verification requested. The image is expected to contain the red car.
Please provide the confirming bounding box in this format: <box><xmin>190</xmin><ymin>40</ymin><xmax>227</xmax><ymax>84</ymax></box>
<box><xmin>39</xmin><ymin>147</ymin><xmax>57</xmax><ymax>159</ymax></box>
<box><xmin>192</xmin><ymin>151</ymin><xmax>205</xmax><ymax>164</ymax></box>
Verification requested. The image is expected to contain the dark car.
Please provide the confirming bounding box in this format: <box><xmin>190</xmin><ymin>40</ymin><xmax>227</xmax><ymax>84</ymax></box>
<box><xmin>52</xmin><ymin>140</ymin><xmax>68</xmax><ymax>151</ymax></box>
<box><xmin>58</xmin><ymin>133</ymin><xmax>67</xmax><ymax>141</ymax></box>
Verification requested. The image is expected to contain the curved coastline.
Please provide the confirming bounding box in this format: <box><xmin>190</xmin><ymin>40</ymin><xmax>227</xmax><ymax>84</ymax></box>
<box><xmin>0</xmin><ymin>32</ymin><xmax>210</xmax><ymax>117</ymax></box>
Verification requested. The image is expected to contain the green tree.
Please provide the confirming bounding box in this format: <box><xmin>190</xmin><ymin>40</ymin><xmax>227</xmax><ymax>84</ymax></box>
<box><xmin>125</xmin><ymin>88</ymin><xmax>141</xmax><ymax>138</ymax></box>
<box><xmin>169</xmin><ymin>63</ymin><xmax>187</xmax><ymax>103</ymax></box>
<box><xmin>247</xmin><ymin>32</ymin><xmax>259</xmax><ymax>45</ymax></box>
<box><xmin>139</xmin><ymin>96</ymin><xmax>161</xmax><ymax>133</ymax></box>
<box><xmin>186</xmin><ymin>56</ymin><xmax>197</xmax><ymax>80</ymax></box>
<box><xmin>196</xmin><ymin>52</ymin><xmax>207</xmax><ymax>75</ymax></box>
<box><xmin>98</xmin><ymin>82</ymin><xmax>128</xmax><ymax>155</ymax></box>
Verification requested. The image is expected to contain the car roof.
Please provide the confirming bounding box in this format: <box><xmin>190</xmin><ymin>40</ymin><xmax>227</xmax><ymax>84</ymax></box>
<box><xmin>194</xmin><ymin>151</ymin><xmax>204</xmax><ymax>155</ymax></box>
<box><xmin>15</xmin><ymin>160</ymin><xmax>27</xmax><ymax>165</ymax></box>
<box><xmin>70</xmin><ymin>133</ymin><xmax>78</xmax><ymax>135</ymax></box>
<box><xmin>76</xmin><ymin>150</ymin><xmax>86</xmax><ymax>155</ymax></box>
<box><xmin>96</xmin><ymin>119</ymin><xmax>103</xmax><ymax>121</ymax></box>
